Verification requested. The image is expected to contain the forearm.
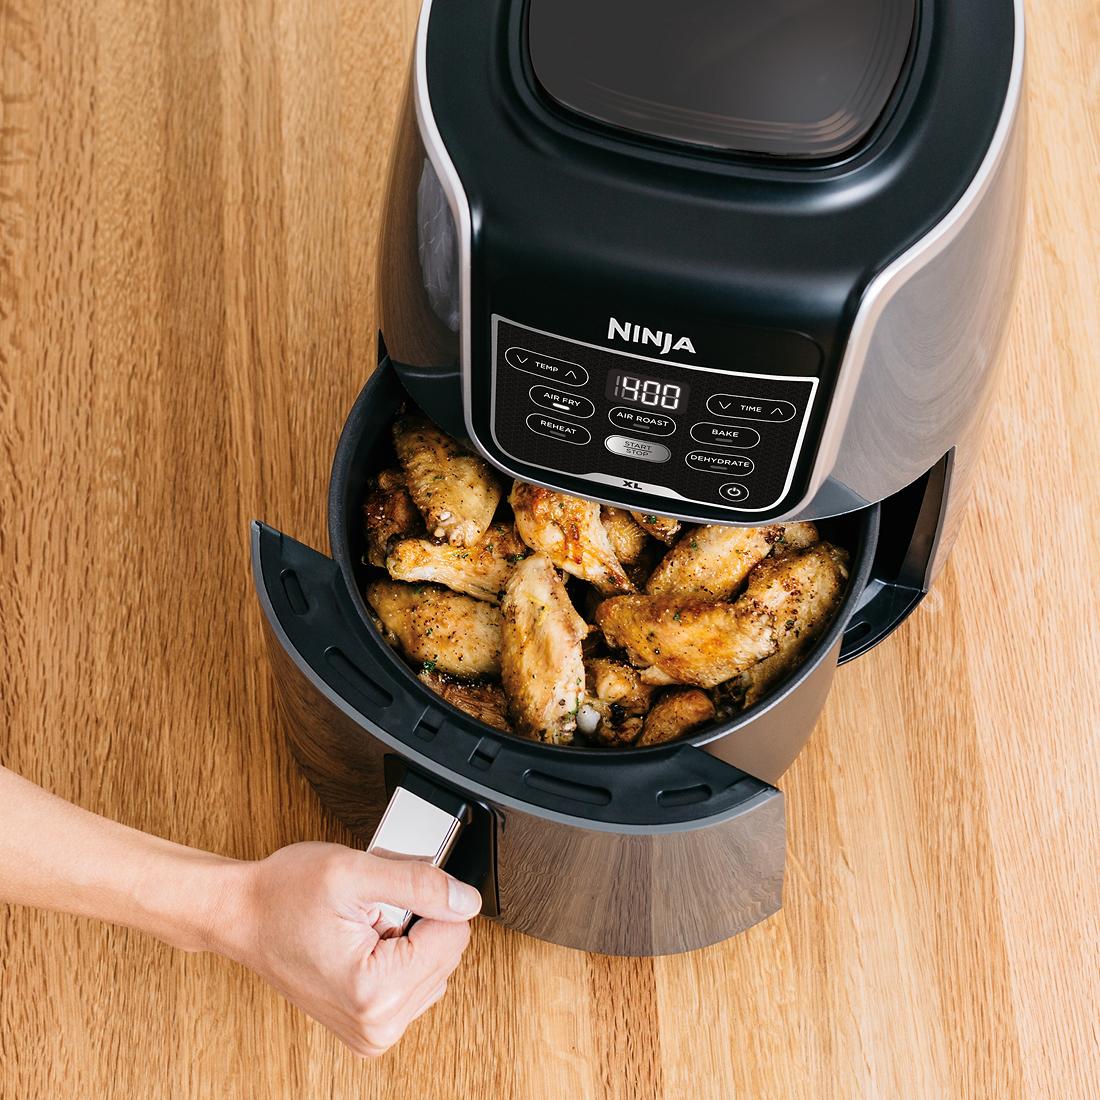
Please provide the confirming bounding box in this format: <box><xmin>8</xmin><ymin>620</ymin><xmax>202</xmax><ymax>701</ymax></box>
<box><xmin>0</xmin><ymin>766</ymin><xmax>246</xmax><ymax>954</ymax></box>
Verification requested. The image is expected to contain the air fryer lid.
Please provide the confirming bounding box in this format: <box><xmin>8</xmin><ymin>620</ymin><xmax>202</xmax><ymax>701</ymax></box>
<box><xmin>528</xmin><ymin>0</ymin><xmax>917</xmax><ymax>158</ymax></box>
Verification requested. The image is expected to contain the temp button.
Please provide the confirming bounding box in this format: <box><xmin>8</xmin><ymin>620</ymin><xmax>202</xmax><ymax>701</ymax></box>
<box><xmin>707</xmin><ymin>394</ymin><xmax>797</xmax><ymax>423</ymax></box>
<box><xmin>506</xmin><ymin>346</ymin><xmax>589</xmax><ymax>386</ymax></box>
<box><xmin>685</xmin><ymin>449</ymin><xmax>755</xmax><ymax>476</ymax></box>
<box><xmin>604</xmin><ymin>435</ymin><xmax>671</xmax><ymax>464</ymax></box>
<box><xmin>526</xmin><ymin>413</ymin><xmax>591</xmax><ymax>446</ymax></box>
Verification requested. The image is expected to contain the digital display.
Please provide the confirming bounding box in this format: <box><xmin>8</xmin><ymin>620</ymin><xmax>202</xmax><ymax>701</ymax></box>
<box><xmin>605</xmin><ymin>369</ymin><xmax>689</xmax><ymax>412</ymax></box>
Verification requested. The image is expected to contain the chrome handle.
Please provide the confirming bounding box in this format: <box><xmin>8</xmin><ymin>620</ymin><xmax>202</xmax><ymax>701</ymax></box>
<box><xmin>367</xmin><ymin>785</ymin><xmax>466</xmax><ymax>938</ymax></box>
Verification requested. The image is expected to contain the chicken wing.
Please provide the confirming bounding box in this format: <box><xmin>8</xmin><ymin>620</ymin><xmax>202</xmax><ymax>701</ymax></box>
<box><xmin>601</xmin><ymin>507</ymin><xmax>648</xmax><ymax>565</ymax></box>
<box><xmin>631</xmin><ymin>512</ymin><xmax>681</xmax><ymax>544</ymax></box>
<box><xmin>385</xmin><ymin>521</ymin><xmax>528</xmax><ymax>603</ymax></box>
<box><xmin>392</xmin><ymin>415</ymin><xmax>502</xmax><ymax>546</ymax></box>
<box><xmin>510</xmin><ymin>482</ymin><xmax>634</xmax><ymax>595</ymax></box>
<box><xmin>363</xmin><ymin>469</ymin><xmax>423</xmax><ymax>568</ymax></box>
<box><xmin>366</xmin><ymin>580</ymin><xmax>501</xmax><ymax>678</ymax></box>
<box><xmin>418</xmin><ymin>670</ymin><xmax>511</xmax><ymax>732</ymax></box>
<box><xmin>576</xmin><ymin>658</ymin><xmax>655</xmax><ymax>746</ymax></box>
<box><xmin>636</xmin><ymin>689</ymin><xmax>716</xmax><ymax>746</ymax></box>
<box><xmin>500</xmin><ymin>554</ymin><xmax>589</xmax><ymax>745</ymax></box>
<box><xmin>736</xmin><ymin>542</ymin><xmax>849</xmax><ymax>707</ymax></box>
<box><xmin>645</xmin><ymin>521</ymin><xmax>820</xmax><ymax>600</ymax></box>
<box><xmin>595</xmin><ymin>542</ymin><xmax>848</xmax><ymax>688</ymax></box>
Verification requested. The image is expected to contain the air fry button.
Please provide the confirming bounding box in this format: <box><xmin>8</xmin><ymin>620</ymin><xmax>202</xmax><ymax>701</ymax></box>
<box><xmin>707</xmin><ymin>394</ymin><xmax>796</xmax><ymax>423</ymax></box>
<box><xmin>686</xmin><ymin>450</ymin><xmax>754</xmax><ymax>476</ymax></box>
<box><xmin>506</xmin><ymin>347</ymin><xmax>589</xmax><ymax>386</ymax></box>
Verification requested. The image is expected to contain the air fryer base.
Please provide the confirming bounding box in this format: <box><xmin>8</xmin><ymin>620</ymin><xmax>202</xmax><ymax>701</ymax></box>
<box><xmin>254</xmin><ymin>526</ymin><xmax>787</xmax><ymax>955</ymax></box>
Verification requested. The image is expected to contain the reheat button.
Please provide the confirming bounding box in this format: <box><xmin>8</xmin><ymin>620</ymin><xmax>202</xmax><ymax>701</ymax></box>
<box><xmin>526</xmin><ymin>413</ymin><xmax>591</xmax><ymax>445</ymax></box>
<box><xmin>685</xmin><ymin>450</ymin><xmax>754</xmax><ymax>476</ymax></box>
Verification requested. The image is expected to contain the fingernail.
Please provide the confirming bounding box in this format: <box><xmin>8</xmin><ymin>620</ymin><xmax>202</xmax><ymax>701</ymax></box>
<box><xmin>448</xmin><ymin>878</ymin><xmax>481</xmax><ymax>916</ymax></box>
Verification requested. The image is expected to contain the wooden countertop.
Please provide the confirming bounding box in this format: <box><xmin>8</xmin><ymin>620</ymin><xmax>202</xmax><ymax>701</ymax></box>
<box><xmin>1</xmin><ymin>1</ymin><xmax>1097</xmax><ymax>1096</ymax></box>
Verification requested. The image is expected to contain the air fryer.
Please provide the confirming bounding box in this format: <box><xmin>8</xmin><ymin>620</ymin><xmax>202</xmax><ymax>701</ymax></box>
<box><xmin>253</xmin><ymin>0</ymin><xmax>1025</xmax><ymax>955</ymax></box>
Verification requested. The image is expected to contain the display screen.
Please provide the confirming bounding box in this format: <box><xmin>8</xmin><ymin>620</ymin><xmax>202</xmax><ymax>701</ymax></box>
<box><xmin>606</xmin><ymin>370</ymin><xmax>689</xmax><ymax>412</ymax></box>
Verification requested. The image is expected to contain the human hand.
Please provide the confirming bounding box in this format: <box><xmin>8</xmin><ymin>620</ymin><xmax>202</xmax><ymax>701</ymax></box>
<box><xmin>217</xmin><ymin>842</ymin><xmax>481</xmax><ymax>1057</ymax></box>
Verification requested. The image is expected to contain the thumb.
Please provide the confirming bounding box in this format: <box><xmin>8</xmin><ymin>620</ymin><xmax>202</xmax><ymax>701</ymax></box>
<box><xmin>361</xmin><ymin>853</ymin><xmax>482</xmax><ymax>922</ymax></box>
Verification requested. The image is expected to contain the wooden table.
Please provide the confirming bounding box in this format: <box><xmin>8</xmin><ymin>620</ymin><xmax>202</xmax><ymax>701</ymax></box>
<box><xmin>1</xmin><ymin>1</ymin><xmax>1097</xmax><ymax>1096</ymax></box>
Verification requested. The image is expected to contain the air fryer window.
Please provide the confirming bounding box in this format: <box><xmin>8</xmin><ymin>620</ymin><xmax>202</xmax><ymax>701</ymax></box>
<box><xmin>527</xmin><ymin>0</ymin><xmax>917</xmax><ymax>159</ymax></box>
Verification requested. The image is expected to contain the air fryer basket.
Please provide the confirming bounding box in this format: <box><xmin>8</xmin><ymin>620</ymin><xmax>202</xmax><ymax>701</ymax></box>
<box><xmin>328</xmin><ymin>359</ymin><xmax>879</xmax><ymax>768</ymax></box>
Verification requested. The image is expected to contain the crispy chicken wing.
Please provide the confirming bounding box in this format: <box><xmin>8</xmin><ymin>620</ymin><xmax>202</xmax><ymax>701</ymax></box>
<box><xmin>736</xmin><ymin>542</ymin><xmax>849</xmax><ymax>707</ymax></box>
<box><xmin>769</xmin><ymin>521</ymin><xmax>820</xmax><ymax>558</ymax></box>
<box><xmin>601</xmin><ymin>508</ymin><xmax>649</xmax><ymax>565</ymax></box>
<box><xmin>510</xmin><ymin>482</ymin><xmax>634</xmax><ymax>595</ymax></box>
<box><xmin>363</xmin><ymin>469</ymin><xmax>423</xmax><ymax>568</ymax></box>
<box><xmin>385</xmin><ymin>521</ymin><xmax>528</xmax><ymax>603</ymax></box>
<box><xmin>576</xmin><ymin>658</ymin><xmax>655</xmax><ymax>746</ymax></box>
<box><xmin>645</xmin><ymin>521</ymin><xmax>820</xmax><ymax>600</ymax></box>
<box><xmin>366</xmin><ymin>580</ymin><xmax>501</xmax><ymax>678</ymax></box>
<box><xmin>500</xmin><ymin>554</ymin><xmax>589</xmax><ymax>745</ymax></box>
<box><xmin>392</xmin><ymin>415</ymin><xmax>502</xmax><ymax>546</ymax></box>
<box><xmin>418</xmin><ymin>670</ymin><xmax>511</xmax><ymax>732</ymax></box>
<box><xmin>595</xmin><ymin>542</ymin><xmax>848</xmax><ymax>689</ymax></box>
<box><xmin>636</xmin><ymin>689</ymin><xmax>716</xmax><ymax>746</ymax></box>
<box><xmin>631</xmin><ymin>512</ymin><xmax>681</xmax><ymax>544</ymax></box>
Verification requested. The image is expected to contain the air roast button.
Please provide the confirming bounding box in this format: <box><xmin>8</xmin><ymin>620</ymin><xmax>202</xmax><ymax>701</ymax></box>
<box><xmin>608</xmin><ymin>406</ymin><xmax>676</xmax><ymax>436</ymax></box>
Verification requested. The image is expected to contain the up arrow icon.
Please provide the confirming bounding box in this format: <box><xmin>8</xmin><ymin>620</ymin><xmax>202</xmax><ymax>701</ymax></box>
<box><xmin>770</xmin><ymin>406</ymin><xmax>785</xmax><ymax>418</ymax></box>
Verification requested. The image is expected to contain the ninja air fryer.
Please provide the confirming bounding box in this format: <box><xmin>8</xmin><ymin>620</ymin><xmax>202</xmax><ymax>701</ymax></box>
<box><xmin>253</xmin><ymin>0</ymin><xmax>1025</xmax><ymax>955</ymax></box>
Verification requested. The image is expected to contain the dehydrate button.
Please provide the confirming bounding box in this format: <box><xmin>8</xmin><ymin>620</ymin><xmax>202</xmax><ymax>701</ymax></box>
<box><xmin>685</xmin><ymin>450</ymin><xmax>754</xmax><ymax>476</ymax></box>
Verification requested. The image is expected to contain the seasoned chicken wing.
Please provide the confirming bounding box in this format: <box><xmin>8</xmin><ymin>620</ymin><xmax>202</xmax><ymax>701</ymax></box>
<box><xmin>769</xmin><ymin>521</ymin><xmax>820</xmax><ymax>558</ymax></box>
<box><xmin>418</xmin><ymin>670</ymin><xmax>511</xmax><ymax>732</ymax></box>
<box><xmin>601</xmin><ymin>507</ymin><xmax>648</xmax><ymax>565</ymax></box>
<box><xmin>636</xmin><ymin>689</ymin><xmax>716</xmax><ymax>747</ymax></box>
<box><xmin>645</xmin><ymin>521</ymin><xmax>820</xmax><ymax>600</ymax></box>
<box><xmin>576</xmin><ymin>658</ymin><xmax>655</xmax><ymax>746</ymax></box>
<box><xmin>737</xmin><ymin>542</ymin><xmax>850</xmax><ymax>707</ymax></box>
<box><xmin>366</xmin><ymin>580</ymin><xmax>501</xmax><ymax>678</ymax></box>
<box><xmin>510</xmin><ymin>482</ymin><xmax>634</xmax><ymax>595</ymax></box>
<box><xmin>363</xmin><ymin>469</ymin><xmax>423</xmax><ymax>568</ymax></box>
<box><xmin>595</xmin><ymin>594</ymin><xmax>776</xmax><ymax>688</ymax></box>
<box><xmin>392</xmin><ymin>415</ymin><xmax>502</xmax><ymax>546</ymax></box>
<box><xmin>386</xmin><ymin>522</ymin><xmax>528</xmax><ymax>603</ymax></box>
<box><xmin>631</xmin><ymin>512</ymin><xmax>681</xmax><ymax>544</ymax></box>
<box><xmin>595</xmin><ymin>542</ymin><xmax>848</xmax><ymax>688</ymax></box>
<box><xmin>500</xmin><ymin>554</ymin><xmax>589</xmax><ymax>744</ymax></box>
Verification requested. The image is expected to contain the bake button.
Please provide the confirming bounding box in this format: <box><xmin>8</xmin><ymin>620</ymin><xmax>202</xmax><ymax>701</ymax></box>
<box><xmin>690</xmin><ymin>422</ymin><xmax>761</xmax><ymax>449</ymax></box>
<box><xmin>506</xmin><ymin>347</ymin><xmax>589</xmax><ymax>386</ymax></box>
<box><xmin>608</xmin><ymin>406</ymin><xmax>676</xmax><ymax>436</ymax></box>
<box><xmin>707</xmin><ymin>394</ymin><xmax>797</xmax><ymax>422</ymax></box>
<box><xmin>718</xmin><ymin>482</ymin><xmax>751</xmax><ymax>503</ymax></box>
<box><xmin>604</xmin><ymin>435</ymin><xmax>671</xmax><ymax>464</ymax></box>
<box><xmin>526</xmin><ymin>413</ymin><xmax>591</xmax><ymax>446</ymax></box>
<box><xmin>530</xmin><ymin>385</ymin><xmax>595</xmax><ymax>419</ymax></box>
<box><xmin>685</xmin><ymin>449</ymin><xmax>755</xmax><ymax>476</ymax></box>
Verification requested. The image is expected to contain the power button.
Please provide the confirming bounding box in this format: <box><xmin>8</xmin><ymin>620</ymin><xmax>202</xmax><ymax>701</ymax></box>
<box><xmin>718</xmin><ymin>482</ymin><xmax>750</xmax><ymax>504</ymax></box>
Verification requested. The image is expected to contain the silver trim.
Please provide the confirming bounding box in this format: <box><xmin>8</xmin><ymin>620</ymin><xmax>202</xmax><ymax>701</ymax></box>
<box><xmin>801</xmin><ymin>0</ymin><xmax>1026</xmax><ymax>507</ymax></box>
<box><xmin>414</xmin><ymin>0</ymin><xmax>1025</xmax><ymax>520</ymax></box>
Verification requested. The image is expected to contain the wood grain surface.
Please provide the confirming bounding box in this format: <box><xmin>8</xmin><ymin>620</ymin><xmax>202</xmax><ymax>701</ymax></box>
<box><xmin>1</xmin><ymin>1</ymin><xmax>1098</xmax><ymax>1096</ymax></box>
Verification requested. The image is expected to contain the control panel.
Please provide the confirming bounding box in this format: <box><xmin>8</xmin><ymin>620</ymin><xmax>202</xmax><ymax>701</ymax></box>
<box><xmin>487</xmin><ymin>316</ymin><xmax>819</xmax><ymax>514</ymax></box>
